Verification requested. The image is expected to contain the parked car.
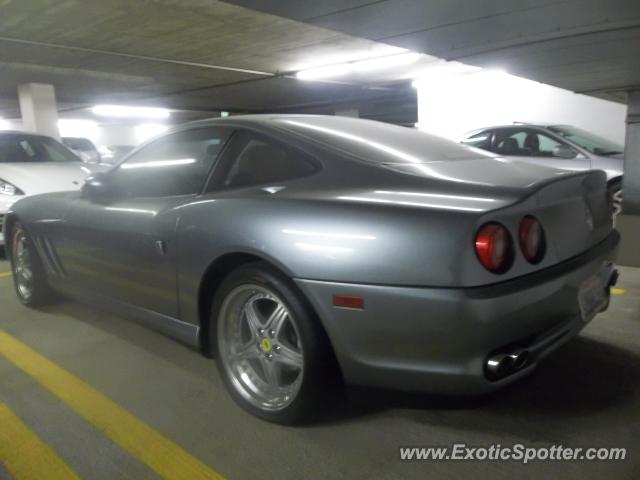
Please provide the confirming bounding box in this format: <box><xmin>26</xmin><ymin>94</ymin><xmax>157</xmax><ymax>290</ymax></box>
<box><xmin>0</xmin><ymin>131</ymin><xmax>100</xmax><ymax>245</ymax></box>
<box><xmin>62</xmin><ymin>137</ymin><xmax>101</xmax><ymax>164</ymax></box>
<box><xmin>4</xmin><ymin>115</ymin><xmax>619</xmax><ymax>424</ymax></box>
<box><xmin>460</xmin><ymin>124</ymin><xmax>624</xmax><ymax>213</ymax></box>
<box><xmin>99</xmin><ymin>145</ymin><xmax>135</xmax><ymax>164</ymax></box>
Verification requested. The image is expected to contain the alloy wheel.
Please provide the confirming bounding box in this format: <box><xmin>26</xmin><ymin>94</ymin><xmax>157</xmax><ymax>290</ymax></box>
<box><xmin>12</xmin><ymin>229</ymin><xmax>34</xmax><ymax>301</ymax></box>
<box><xmin>218</xmin><ymin>284</ymin><xmax>304</xmax><ymax>412</ymax></box>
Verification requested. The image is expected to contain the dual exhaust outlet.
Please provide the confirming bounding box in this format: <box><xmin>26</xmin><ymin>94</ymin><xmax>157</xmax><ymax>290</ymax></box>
<box><xmin>486</xmin><ymin>348</ymin><xmax>530</xmax><ymax>380</ymax></box>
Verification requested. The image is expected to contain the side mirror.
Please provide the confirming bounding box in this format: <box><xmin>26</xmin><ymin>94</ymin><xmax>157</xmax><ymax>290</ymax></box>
<box><xmin>82</xmin><ymin>173</ymin><xmax>112</xmax><ymax>202</ymax></box>
<box><xmin>553</xmin><ymin>145</ymin><xmax>577</xmax><ymax>159</ymax></box>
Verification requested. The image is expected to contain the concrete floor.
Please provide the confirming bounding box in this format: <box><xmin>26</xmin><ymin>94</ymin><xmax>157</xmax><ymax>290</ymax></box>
<box><xmin>0</xmin><ymin>253</ymin><xmax>639</xmax><ymax>479</ymax></box>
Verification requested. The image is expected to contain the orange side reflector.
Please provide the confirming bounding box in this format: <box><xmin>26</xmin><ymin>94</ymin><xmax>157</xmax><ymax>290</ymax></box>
<box><xmin>333</xmin><ymin>295</ymin><xmax>364</xmax><ymax>309</ymax></box>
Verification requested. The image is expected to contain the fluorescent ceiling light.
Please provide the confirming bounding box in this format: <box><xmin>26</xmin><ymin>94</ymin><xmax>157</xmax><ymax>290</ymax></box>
<box><xmin>296</xmin><ymin>52</ymin><xmax>421</xmax><ymax>80</ymax></box>
<box><xmin>92</xmin><ymin>104</ymin><xmax>170</xmax><ymax>119</ymax></box>
<box><xmin>351</xmin><ymin>52</ymin><xmax>420</xmax><ymax>72</ymax></box>
<box><xmin>292</xmin><ymin>45</ymin><xmax>407</xmax><ymax>72</ymax></box>
<box><xmin>296</xmin><ymin>63</ymin><xmax>353</xmax><ymax>80</ymax></box>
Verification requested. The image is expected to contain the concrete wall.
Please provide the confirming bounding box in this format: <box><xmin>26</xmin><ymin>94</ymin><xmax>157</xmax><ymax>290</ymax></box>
<box><xmin>415</xmin><ymin>71</ymin><xmax>627</xmax><ymax>144</ymax></box>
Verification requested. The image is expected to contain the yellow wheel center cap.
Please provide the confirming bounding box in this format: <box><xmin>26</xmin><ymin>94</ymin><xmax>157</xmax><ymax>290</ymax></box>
<box><xmin>260</xmin><ymin>337</ymin><xmax>272</xmax><ymax>353</ymax></box>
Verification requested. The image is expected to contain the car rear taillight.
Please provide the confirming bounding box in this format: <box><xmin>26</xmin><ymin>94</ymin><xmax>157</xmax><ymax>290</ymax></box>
<box><xmin>475</xmin><ymin>223</ymin><xmax>513</xmax><ymax>274</ymax></box>
<box><xmin>519</xmin><ymin>216</ymin><xmax>546</xmax><ymax>264</ymax></box>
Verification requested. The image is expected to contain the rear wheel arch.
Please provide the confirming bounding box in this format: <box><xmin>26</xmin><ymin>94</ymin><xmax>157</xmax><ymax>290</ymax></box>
<box><xmin>196</xmin><ymin>253</ymin><xmax>341</xmax><ymax>379</ymax></box>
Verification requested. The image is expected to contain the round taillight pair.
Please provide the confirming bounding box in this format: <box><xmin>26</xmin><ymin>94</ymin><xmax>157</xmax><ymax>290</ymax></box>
<box><xmin>475</xmin><ymin>217</ymin><xmax>545</xmax><ymax>273</ymax></box>
<box><xmin>475</xmin><ymin>223</ymin><xmax>513</xmax><ymax>274</ymax></box>
<box><xmin>519</xmin><ymin>216</ymin><xmax>545</xmax><ymax>264</ymax></box>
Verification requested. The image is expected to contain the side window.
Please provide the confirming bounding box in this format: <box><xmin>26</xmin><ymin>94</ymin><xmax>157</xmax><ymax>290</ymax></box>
<box><xmin>110</xmin><ymin>127</ymin><xmax>231</xmax><ymax>198</ymax></box>
<box><xmin>494</xmin><ymin>128</ymin><xmax>576</xmax><ymax>158</ymax></box>
<box><xmin>495</xmin><ymin>129</ymin><xmax>529</xmax><ymax>156</ymax></box>
<box><xmin>211</xmin><ymin>131</ymin><xmax>318</xmax><ymax>190</ymax></box>
<box><xmin>41</xmin><ymin>141</ymin><xmax>78</xmax><ymax>162</ymax></box>
<box><xmin>461</xmin><ymin>130</ymin><xmax>493</xmax><ymax>151</ymax></box>
<box><xmin>536</xmin><ymin>132</ymin><xmax>572</xmax><ymax>157</ymax></box>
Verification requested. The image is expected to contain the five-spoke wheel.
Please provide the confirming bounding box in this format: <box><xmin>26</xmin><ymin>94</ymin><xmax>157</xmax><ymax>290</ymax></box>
<box><xmin>12</xmin><ymin>227</ymin><xmax>34</xmax><ymax>302</ymax></box>
<box><xmin>9</xmin><ymin>222</ymin><xmax>55</xmax><ymax>307</ymax></box>
<box><xmin>218</xmin><ymin>285</ymin><xmax>304</xmax><ymax>411</ymax></box>
<box><xmin>212</xmin><ymin>262</ymin><xmax>338</xmax><ymax>424</ymax></box>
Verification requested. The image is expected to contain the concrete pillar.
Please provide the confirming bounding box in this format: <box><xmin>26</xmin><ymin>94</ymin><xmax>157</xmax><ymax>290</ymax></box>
<box><xmin>615</xmin><ymin>90</ymin><xmax>640</xmax><ymax>267</ymax></box>
<box><xmin>17</xmin><ymin>83</ymin><xmax>60</xmax><ymax>139</ymax></box>
<box><xmin>623</xmin><ymin>91</ymin><xmax>640</xmax><ymax>214</ymax></box>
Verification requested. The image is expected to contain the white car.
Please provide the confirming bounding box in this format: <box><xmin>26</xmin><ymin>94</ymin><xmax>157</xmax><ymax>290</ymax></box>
<box><xmin>460</xmin><ymin>124</ymin><xmax>624</xmax><ymax>213</ymax></box>
<box><xmin>0</xmin><ymin>131</ymin><xmax>101</xmax><ymax>245</ymax></box>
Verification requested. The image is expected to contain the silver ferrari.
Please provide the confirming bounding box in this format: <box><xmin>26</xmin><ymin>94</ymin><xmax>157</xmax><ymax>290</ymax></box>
<box><xmin>4</xmin><ymin>115</ymin><xmax>619</xmax><ymax>424</ymax></box>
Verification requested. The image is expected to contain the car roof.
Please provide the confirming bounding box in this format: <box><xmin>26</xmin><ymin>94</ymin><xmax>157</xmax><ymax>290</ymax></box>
<box><xmin>468</xmin><ymin>123</ymin><xmax>551</xmax><ymax>131</ymax></box>
<box><xmin>179</xmin><ymin>114</ymin><xmax>496</xmax><ymax>166</ymax></box>
<box><xmin>180</xmin><ymin>113</ymin><xmax>333</xmax><ymax>128</ymax></box>
<box><xmin>463</xmin><ymin>123</ymin><xmax>560</xmax><ymax>138</ymax></box>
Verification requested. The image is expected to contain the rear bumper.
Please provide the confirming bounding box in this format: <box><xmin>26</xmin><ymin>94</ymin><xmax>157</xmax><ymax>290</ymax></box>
<box><xmin>295</xmin><ymin>231</ymin><xmax>620</xmax><ymax>395</ymax></box>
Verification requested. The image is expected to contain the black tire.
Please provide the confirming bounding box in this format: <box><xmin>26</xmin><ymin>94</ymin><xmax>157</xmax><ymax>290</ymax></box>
<box><xmin>211</xmin><ymin>261</ymin><xmax>340</xmax><ymax>424</ymax></box>
<box><xmin>8</xmin><ymin>222</ymin><xmax>56</xmax><ymax>307</ymax></box>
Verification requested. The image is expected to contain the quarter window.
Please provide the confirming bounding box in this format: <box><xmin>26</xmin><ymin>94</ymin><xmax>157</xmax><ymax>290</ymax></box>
<box><xmin>110</xmin><ymin>127</ymin><xmax>231</xmax><ymax>198</ymax></box>
<box><xmin>212</xmin><ymin>131</ymin><xmax>318</xmax><ymax>190</ymax></box>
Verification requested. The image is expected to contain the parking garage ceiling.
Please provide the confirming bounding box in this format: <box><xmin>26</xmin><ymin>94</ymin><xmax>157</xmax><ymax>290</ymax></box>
<box><xmin>0</xmin><ymin>0</ymin><xmax>420</xmax><ymax>120</ymax></box>
<box><xmin>228</xmin><ymin>0</ymin><xmax>640</xmax><ymax>103</ymax></box>
<box><xmin>2</xmin><ymin>0</ymin><xmax>638</xmax><ymax>123</ymax></box>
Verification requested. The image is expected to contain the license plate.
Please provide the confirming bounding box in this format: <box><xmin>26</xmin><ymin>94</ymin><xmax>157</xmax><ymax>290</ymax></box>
<box><xmin>578</xmin><ymin>266</ymin><xmax>612</xmax><ymax>323</ymax></box>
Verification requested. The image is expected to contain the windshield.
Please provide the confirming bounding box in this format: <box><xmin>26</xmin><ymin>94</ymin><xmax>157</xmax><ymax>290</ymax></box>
<box><xmin>0</xmin><ymin>134</ymin><xmax>81</xmax><ymax>163</ymax></box>
<box><xmin>548</xmin><ymin>125</ymin><xmax>623</xmax><ymax>155</ymax></box>
<box><xmin>63</xmin><ymin>137</ymin><xmax>96</xmax><ymax>152</ymax></box>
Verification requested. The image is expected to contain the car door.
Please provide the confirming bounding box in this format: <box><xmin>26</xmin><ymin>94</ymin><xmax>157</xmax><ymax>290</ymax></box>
<box><xmin>57</xmin><ymin>126</ymin><xmax>232</xmax><ymax>317</ymax></box>
<box><xmin>492</xmin><ymin>127</ymin><xmax>590</xmax><ymax>173</ymax></box>
<box><xmin>176</xmin><ymin>129</ymin><xmax>320</xmax><ymax>326</ymax></box>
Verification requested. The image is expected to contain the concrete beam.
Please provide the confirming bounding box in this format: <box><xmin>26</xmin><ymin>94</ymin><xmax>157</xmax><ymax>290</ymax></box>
<box><xmin>623</xmin><ymin>91</ymin><xmax>640</xmax><ymax>215</ymax></box>
<box><xmin>615</xmin><ymin>90</ymin><xmax>640</xmax><ymax>267</ymax></box>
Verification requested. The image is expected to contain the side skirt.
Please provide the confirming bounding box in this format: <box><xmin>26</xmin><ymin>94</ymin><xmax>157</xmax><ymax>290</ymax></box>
<box><xmin>51</xmin><ymin>283</ymin><xmax>201</xmax><ymax>350</ymax></box>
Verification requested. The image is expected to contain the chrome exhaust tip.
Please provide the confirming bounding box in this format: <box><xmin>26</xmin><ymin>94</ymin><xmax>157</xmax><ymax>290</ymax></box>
<box><xmin>486</xmin><ymin>353</ymin><xmax>513</xmax><ymax>378</ymax></box>
<box><xmin>508</xmin><ymin>349</ymin><xmax>529</xmax><ymax>370</ymax></box>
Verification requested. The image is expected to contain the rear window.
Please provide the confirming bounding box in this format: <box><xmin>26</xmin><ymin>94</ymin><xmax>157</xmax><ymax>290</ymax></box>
<box><xmin>274</xmin><ymin>116</ymin><xmax>494</xmax><ymax>164</ymax></box>
<box><xmin>0</xmin><ymin>134</ymin><xmax>80</xmax><ymax>163</ymax></box>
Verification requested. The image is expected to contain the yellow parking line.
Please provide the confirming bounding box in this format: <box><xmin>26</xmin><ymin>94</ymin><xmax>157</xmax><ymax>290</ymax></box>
<box><xmin>0</xmin><ymin>271</ymin><xmax>11</xmax><ymax>278</ymax></box>
<box><xmin>0</xmin><ymin>330</ymin><xmax>225</xmax><ymax>480</ymax></box>
<box><xmin>612</xmin><ymin>288</ymin><xmax>625</xmax><ymax>295</ymax></box>
<box><xmin>0</xmin><ymin>401</ymin><xmax>80</xmax><ymax>480</ymax></box>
